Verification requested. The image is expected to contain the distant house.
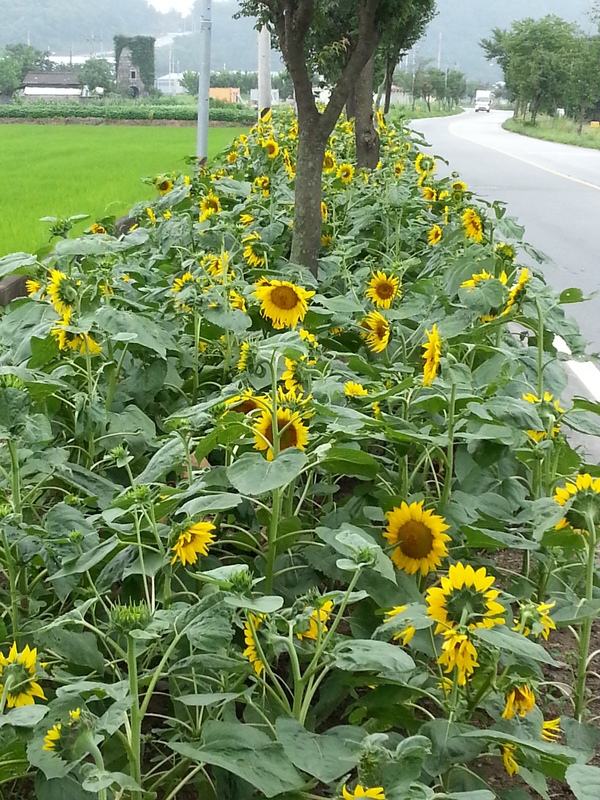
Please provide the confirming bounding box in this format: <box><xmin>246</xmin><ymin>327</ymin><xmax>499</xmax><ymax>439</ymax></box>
<box><xmin>21</xmin><ymin>71</ymin><xmax>85</xmax><ymax>103</ymax></box>
<box><xmin>211</xmin><ymin>87</ymin><xmax>242</xmax><ymax>104</ymax></box>
<box><xmin>156</xmin><ymin>73</ymin><xmax>186</xmax><ymax>96</ymax></box>
<box><xmin>250</xmin><ymin>88</ymin><xmax>279</xmax><ymax>106</ymax></box>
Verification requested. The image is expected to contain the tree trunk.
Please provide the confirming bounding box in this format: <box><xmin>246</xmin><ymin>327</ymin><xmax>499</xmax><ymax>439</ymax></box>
<box><xmin>289</xmin><ymin>124</ymin><xmax>328</xmax><ymax>276</ymax></box>
<box><xmin>346</xmin><ymin>88</ymin><xmax>356</xmax><ymax>120</ymax></box>
<box><xmin>383</xmin><ymin>54</ymin><xmax>395</xmax><ymax>114</ymax></box>
<box><xmin>355</xmin><ymin>55</ymin><xmax>379</xmax><ymax>169</ymax></box>
<box><xmin>578</xmin><ymin>103</ymin><xmax>585</xmax><ymax>135</ymax></box>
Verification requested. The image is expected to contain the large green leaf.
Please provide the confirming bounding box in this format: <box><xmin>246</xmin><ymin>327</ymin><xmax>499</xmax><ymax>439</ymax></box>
<box><xmin>170</xmin><ymin>721</ymin><xmax>304</xmax><ymax>798</ymax></box>
<box><xmin>179</xmin><ymin>595</ymin><xmax>233</xmax><ymax>652</ymax></box>
<box><xmin>566</xmin><ymin>764</ymin><xmax>600</xmax><ymax>799</ymax></box>
<box><xmin>94</xmin><ymin>306</ymin><xmax>175</xmax><ymax>358</ymax></box>
<box><xmin>473</xmin><ymin>626</ymin><xmax>559</xmax><ymax>666</ymax></box>
<box><xmin>333</xmin><ymin>639</ymin><xmax>415</xmax><ymax>680</ymax></box>
<box><xmin>135</xmin><ymin>436</ymin><xmax>186</xmax><ymax>484</ymax></box>
<box><xmin>275</xmin><ymin>719</ymin><xmax>364</xmax><ymax>783</ymax></box>
<box><xmin>52</xmin><ymin>537</ymin><xmax>119</xmax><ymax>579</ymax></box>
<box><xmin>36</xmin><ymin>629</ymin><xmax>104</xmax><ymax>673</ymax></box>
<box><xmin>0</xmin><ymin>252</ymin><xmax>36</xmax><ymax>278</ymax></box>
<box><xmin>320</xmin><ymin>446</ymin><xmax>380</xmax><ymax>478</ymax></box>
<box><xmin>179</xmin><ymin>493</ymin><xmax>243</xmax><ymax>517</ymax></box>
<box><xmin>226</xmin><ymin>449</ymin><xmax>307</xmax><ymax>495</ymax></box>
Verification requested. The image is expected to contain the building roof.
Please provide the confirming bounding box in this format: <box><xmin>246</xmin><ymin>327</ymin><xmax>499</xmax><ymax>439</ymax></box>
<box><xmin>22</xmin><ymin>87</ymin><xmax>83</xmax><ymax>96</ymax></box>
<box><xmin>22</xmin><ymin>71</ymin><xmax>80</xmax><ymax>88</ymax></box>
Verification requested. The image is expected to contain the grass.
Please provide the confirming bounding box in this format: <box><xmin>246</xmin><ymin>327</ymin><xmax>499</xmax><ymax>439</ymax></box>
<box><xmin>503</xmin><ymin>114</ymin><xmax>600</xmax><ymax>150</ymax></box>
<box><xmin>0</xmin><ymin>125</ymin><xmax>247</xmax><ymax>257</ymax></box>
<box><xmin>390</xmin><ymin>103</ymin><xmax>464</xmax><ymax>121</ymax></box>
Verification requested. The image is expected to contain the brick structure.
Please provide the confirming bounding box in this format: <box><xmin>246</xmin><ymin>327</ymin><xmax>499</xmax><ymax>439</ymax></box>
<box><xmin>115</xmin><ymin>47</ymin><xmax>147</xmax><ymax>98</ymax></box>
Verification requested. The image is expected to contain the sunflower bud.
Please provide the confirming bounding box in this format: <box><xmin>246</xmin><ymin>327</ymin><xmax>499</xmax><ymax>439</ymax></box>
<box><xmin>110</xmin><ymin>601</ymin><xmax>151</xmax><ymax>635</ymax></box>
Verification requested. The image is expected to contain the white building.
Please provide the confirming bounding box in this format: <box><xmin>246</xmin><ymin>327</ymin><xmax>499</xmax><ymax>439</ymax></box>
<box><xmin>156</xmin><ymin>73</ymin><xmax>186</xmax><ymax>95</ymax></box>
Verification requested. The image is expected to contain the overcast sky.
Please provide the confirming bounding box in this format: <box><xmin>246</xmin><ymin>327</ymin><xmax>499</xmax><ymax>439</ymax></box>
<box><xmin>148</xmin><ymin>0</ymin><xmax>196</xmax><ymax>14</ymax></box>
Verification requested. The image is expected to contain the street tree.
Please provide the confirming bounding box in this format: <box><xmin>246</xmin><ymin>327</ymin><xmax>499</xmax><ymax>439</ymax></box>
<box><xmin>238</xmin><ymin>0</ymin><xmax>434</xmax><ymax>275</ymax></box>
<box><xmin>566</xmin><ymin>34</ymin><xmax>600</xmax><ymax>133</ymax></box>
<box><xmin>180</xmin><ymin>69</ymin><xmax>200</xmax><ymax>95</ymax></box>
<box><xmin>0</xmin><ymin>56</ymin><xmax>19</xmax><ymax>96</ymax></box>
<box><xmin>78</xmin><ymin>58</ymin><xmax>115</xmax><ymax>93</ymax></box>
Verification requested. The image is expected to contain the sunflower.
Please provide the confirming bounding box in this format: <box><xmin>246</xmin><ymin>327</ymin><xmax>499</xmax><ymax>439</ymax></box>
<box><xmin>502</xmin><ymin>684</ymin><xmax>536</xmax><ymax>720</ymax></box>
<box><xmin>376</xmin><ymin>108</ymin><xmax>387</xmax><ymax>131</ymax></box>
<box><xmin>513</xmin><ymin>599</ymin><xmax>556</xmax><ymax>640</ymax></box>
<box><xmin>495</xmin><ymin>242</ymin><xmax>516</xmax><ymax>262</ymax></box>
<box><xmin>244</xmin><ymin>613</ymin><xmax>265</xmax><ymax>676</ymax></box>
<box><xmin>199</xmin><ymin>192</ymin><xmax>221</xmax><ymax>222</ymax></box>
<box><xmin>422</xmin><ymin>325</ymin><xmax>442</xmax><ymax>386</ymax></box>
<box><xmin>146</xmin><ymin>207</ymin><xmax>156</xmax><ymax>226</ymax></box>
<box><xmin>344</xmin><ymin>381</ymin><xmax>369</xmax><ymax>397</ymax></box>
<box><xmin>239</xmin><ymin>213</ymin><xmax>254</xmax><ymax>226</ymax></box>
<box><xmin>47</xmin><ymin>269</ymin><xmax>77</xmax><ymax>316</ymax></box>
<box><xmin>462</xmin><ymin>208</ymin><xmax>484</xmax><ymax>243</ymax></box>
<box><xmin>502</xmin><ymin>744</ymin><xmax>519</xmax><ymax>776</ymax></box>
<box><xmin>237</xmin><ymin>341</ymin><xmax>251</xmax><ymax>372</ymax></box>
<box><xmin>415</xmin><ymin>153</ymin><xmax>436</xmax><ymax>176</ymax></box>
<box><xmin>542</xmin><ymin>718</ymin><xmax>561</xmax><ymax>743</ymax></box>
<box><xmin>361</xmin><ymin>311</ymin><xmax>390</xmax><ymax>353</ymax></box>
<box><xmin>43</xmin><ymin>723</ymin><xmax>62</xmax><ymax>752</ymax></box>
<box><xmin>297</xmin><ymin>600</ymin><xmax>334</xmax><ymax>640</ymax></box>
<box><xmin>156</xmin><ymin>176</ymin><xmax>174</xmax><ymax>195</ymax></box>
<box><xmin>422</xmin><ymin>186</ymin><xmax>437</xmax><ymax>202</ymax></box>
<box><xmin>253</xmin><ymin>407</ymin><xmax>309</xmax><ymax>460</ymax></box>
<box><xmin>502</xmin><ymin>269</ymin><xmax>530</xmax><ymax>314</ymax></box>
<box><xmin>451</xmin><ymin>180</ymin><xmax>467</xmax><ymax>193</ymax></box>
<box><xmin>263</xmin><ymin>138</ymin><xmax>279</xmax><ymax>158</ymax></box>
<box><xmin>394</xmin><ymin>161</ymin><xmax>404</xmax><ymax>177</ymax></box>
<box><xmin>428</xmin><ymin>225</ymin><xmax>443</xmax><ymax>246</ymax></box>
<box><xmin>365</xmin><ymin>271</ymin><xmax>401</xmax><ymax>309</ymax></box>
<box><xmin>170</xmin><ymin>521</ymin><xmax>216</xmax><ymax>566</ymax></box>
<box><xmin>522</xmin><ymin>392</ymin><xmax>563</xmax><ymax>442</ymax></box>
<box><xmin>0</xmin><ymin>643</ymin><xmax>45</xmax><ymax>708</ymax></box>
<box><xmin>254</xmin><ymin>279</ymin><xmax>314</xmax><ymax>329</ymax></box>
<box><xmin>323</xmin><ymin>150</ymin><xmax>337</xmax><ymax>172</ymax></box>
<box><xmin>383</xmin><ymin>500</ymin><xmax>450</xmax><ymax>576</ymax></box>
<box><xmin>383</xmin><ymin>605</ymin><xmax>416</xmax><ymax>646</ymax></box>
<box><xmin>253</xmin><ymin>175</ymin><xmax>270</xmax><ymax>197</ymax></box>
<box><xmin>172</xmin><ymin>271</ymin><xmax>197</xmax><ymax>293</ymax></box>
<box><xmin>337</xmin><ymin>163</ymin><xmax>355</xmax><ymax>183</ymax></box>
<box><xmin>321</xmin><ymin>234</ymin><xmax>333</xmax><ymax>247</ymax></box>
<box><xmin>437</xmin><ymin>629</ymin><xmax>479</xmax><ymax>685</ymax></box>
<box><xmin>226</xmin><ymin>150</ymin><xmax>238</xmax><ymax>164</ymax></box>
<box><xmin>320</xmin><ymin>201</ymin><xmax>328</xmax><ymax>220</ymax></box>
<box><xmin>342</xmin><ymin>786</ymin><xmax>385</xmax><ymax>800</ymax></box>
<box><xmin>25</xmin><ymin>279</ymin><xmax>41</xmax><ymax>296</ymax></box>
<box><xmin>240</xmin><ymin>232</ymin><xmax>266</xmax><ymax>269</ymax></box>
<box><xmin>205</xmin><ymin>252</ymin><xmax>231</xmax><ymax>279</ymax></box>
<box><xmin>225</xmin><ymin>388</ymin><xmax>266</xmax><ymax>415</ymax></box>
<box><xmin>554</xmin><ymin>473</ymin><xmax>600</xmax><ymax>532</ymax></box>
<box><xmin>230</xmin><ymin>290</ymin><xmax>246</xmax><ymax>312</ymax></box>
<box><xmin>426</xmin><ymin>562</ymin><xmax>505</xmax><ymax>634</ymax></box>
<box><xmin>89</xmin><ymin>222</ymin><xmax>106</xmax><ymax>234</ymax></box>
<box><xmin>51</xmin><ymin>314</ymin><xmax>102</xmax><ymax>356</ymax></box>
<box><xmin>281</xmin><ymin>358</ymin><xmax>303</xmax><ymax>392</ymax></box>
<box><xmin>461</xmin><ymin>269</ymin><xmax>507</xmax><ymax>291</ymax></box>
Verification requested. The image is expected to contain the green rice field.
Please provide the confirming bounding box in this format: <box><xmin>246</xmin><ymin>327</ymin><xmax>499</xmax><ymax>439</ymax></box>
<box><xmin>0</xmin><ymin>125</ymin><xmax>247</xmax><ymax>256</ymax></box>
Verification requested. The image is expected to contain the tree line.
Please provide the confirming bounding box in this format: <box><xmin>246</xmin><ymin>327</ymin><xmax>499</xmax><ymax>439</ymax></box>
<box><xmin>481</xmin><ymin>13</ymin><xmax>600</xmax><ymax>132</ymax></box>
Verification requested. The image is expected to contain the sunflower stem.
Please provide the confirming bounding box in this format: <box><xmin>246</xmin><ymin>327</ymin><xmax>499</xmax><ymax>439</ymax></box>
<box><xmin>574</xmin><ymin>512</ymin><xmax>597</xmax><ymax>721</ymax></box>
<box><xmin>1</xmin><ymin>529</ymin><xmax>19</xmax><ymax>641</ymax></box>
<box><xmin>265</xmin><ymin>488</ymin><xmax>282</xmax><ymax>595</ymax></box>
<box><xmin>441</xmin><ymin>382</ymin><xmax>456</xmax><ymax>506</ymax></box>
<box><xmin>192</xmin><ymin>311</ymin><xmax>201</xmax><ymax>404</ymax></box>
<box><xmin>127</xmin><ymin>635</ymin><xmax>143</xmax><ymax>800</ymax></box>
<box><xmin>535</xmin><ymin>298</ymin><xmax>545</xmax><ymax>401</ymax></box>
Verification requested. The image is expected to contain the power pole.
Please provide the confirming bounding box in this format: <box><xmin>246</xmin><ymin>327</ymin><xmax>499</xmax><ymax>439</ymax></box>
<box><xmin>258</xmin><ymin>25</ymin><xmax>271</xmax><ymax>121</ymax></box>
<box><xmin>437</xmin><ymin>31</ymin><xmax>442</xmax><ymax>69</ymax></box>
<box><xmin>196</xmin><ymin>0</ymin><xmax>212</xmax><ymax>163</ymax></box>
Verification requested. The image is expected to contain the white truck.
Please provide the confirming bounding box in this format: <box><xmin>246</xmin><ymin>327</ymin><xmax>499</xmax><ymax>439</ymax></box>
<box><xmin>475</xmin><ymin>90</ymin><xmax>492</xmax><ymax>113</ymax></box>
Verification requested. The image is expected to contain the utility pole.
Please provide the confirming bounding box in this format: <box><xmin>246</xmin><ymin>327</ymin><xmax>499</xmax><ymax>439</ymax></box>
<box><xmin>196</xmin><ymin>0</ymin><xmax>212</xmax><ymax>163</ymax></box>
<box><xmin>437</xmin><ymin>31</ymin><xmax>442</xmax><ymax>69</ymax></box>
<box><xmin>258</xmin><ymin>25</ymin><xmax>271</xmax><ymax>121</ymax></box>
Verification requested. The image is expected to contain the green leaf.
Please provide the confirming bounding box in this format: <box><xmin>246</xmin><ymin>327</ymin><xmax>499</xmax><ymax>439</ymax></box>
<box><xmin>136</xmin><ymin>436</ymin><xmax>186</xmax><ymax>484</ymax></box>
<box><xmin>178</xmin><ymin>692</ymin><xmax>240</xmax><ymax>707</ymax></box>
<box><xmin>564</xmin><ymin>411</ymin><xmax>600</xmax><ymax>437</ymax></box>
<box><xmin>0</xmin><ymin>705</ymin><xmax>48</xmax><ymax>729</ymax></box>
<box><xmin>223</xmin><ymin>595</ymin><xmax>284</xmax><ymax>613</ymax></box>
<box><xmin>0</xmin><ymin>252</ymin><xmax>36</xmax><ymax>278</ymax></box>
<box><xmin>473</xmin><ymin>626</ymin><xmax>559</xmax><ymax>666</ymax></box>
<box><xmin>36</xmin><ymin>629</ymin><xmax>104</xmax><ymax>672</ymax></box>
<box><xmin>179</xmin><ymin>493</ymin><xmax>243</xmax><ymax>517</ymax></box>
<box><xmin>275</xmin><ymin>718</ymin><xmax>364</xmax><ymax>783</ymax></box>
<box><xmin>320</xmin><ymin>446</ymin><xmax>380</xmax><ymax>478</ymax></box>
<box><xmin>333</xmin><ymin>639</ymin><xmax>415</xmax><ymax>680</ymax></box>
<box><xmin>169</xmin><ymin>721</ymin><xmax>304</xmax><ymax>798</ymax></box>
<box><xmin>52</xmin><ymin>537</ymin><xmax>119</xmax><ymax>579</ymax></box>
<box><xmin>179</xmin><ymin>595</ymin><xmax>233</xmax><ymax>652</ymax></box>
<box><xmin>34</xmin><ymin>774</ymin><xmax>95</xmax><ymax>800</ymax></box>
<box><xmin>226</xmin><ymin>449</ymin><xmax>307</xmax><ymax>495</ymax></box>
<box><xmin>55</xmin><ymin>463</ymin><xmax>118</xmax><ymax>508</ymax></box>
<box><xmin>204</xmin><ymin>307</ymin><xmax>251</xmax><ymax>334</ymax></box>
<box><xmin>559</xmin><ymin>288</ymin><xmax>585</xmax><ymax>304</ymax></box>
<box><xmin>95</xmin><ymin>306</ymin><xmax>175</xmax><ymax>358</ymax></box>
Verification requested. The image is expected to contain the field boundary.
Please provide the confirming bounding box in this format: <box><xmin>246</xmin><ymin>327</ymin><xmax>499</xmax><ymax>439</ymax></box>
<box><xmin>0</xmin><ymin>117</ymin><xmax>244</xmax><ymax>127</ymax></box>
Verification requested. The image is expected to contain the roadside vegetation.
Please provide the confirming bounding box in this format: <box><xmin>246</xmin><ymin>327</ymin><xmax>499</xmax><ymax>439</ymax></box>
<box><xmin>504</xmin><ymin>114</ymin><xmax>600</xmax><ymax>150</ymax></box>
<box><xmin>0</xmin><ymin>126</ymin><xmax>246</xmax><ymax>256</ymax></box>
<box><xmin>482</xmin><ymin>14</ymin><xmax>600</xmax><ymax>140</ymax></box>
<box><xmin>1</xmin><ymin>97</ymin><xmax>599</xmax><ymax>800</ymax></box>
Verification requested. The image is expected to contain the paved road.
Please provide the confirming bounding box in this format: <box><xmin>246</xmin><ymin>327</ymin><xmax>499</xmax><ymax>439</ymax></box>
<box><xmin>413</xmin><ymin>110</ymin><xmax>600</xmax><ymax>351</ymax></box>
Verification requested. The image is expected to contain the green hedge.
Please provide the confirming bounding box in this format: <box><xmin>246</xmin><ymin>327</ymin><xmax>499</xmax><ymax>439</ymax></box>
<box><xmin>0</xmin><ymin>102</ymin><xmax>256</xmax><ymax>125</ymax></box>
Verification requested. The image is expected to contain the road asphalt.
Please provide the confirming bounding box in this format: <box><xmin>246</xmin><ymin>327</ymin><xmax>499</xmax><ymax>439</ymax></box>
<box><xmin>412</xmin><ymin>110</ymin><xmax>600</xmax><ymax>460</ymax></box>
<box><xmin>413</xmin><ymin>110</ymin><xmax>600</xmax><ymax>351</ymax></box>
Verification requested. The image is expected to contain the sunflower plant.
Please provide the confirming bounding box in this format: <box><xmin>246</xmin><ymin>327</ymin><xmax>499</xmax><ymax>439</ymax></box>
<box><xmin>0</xmin><ymin>108</ymin><xmax>599</xmax><ymax>799</ymax></box>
